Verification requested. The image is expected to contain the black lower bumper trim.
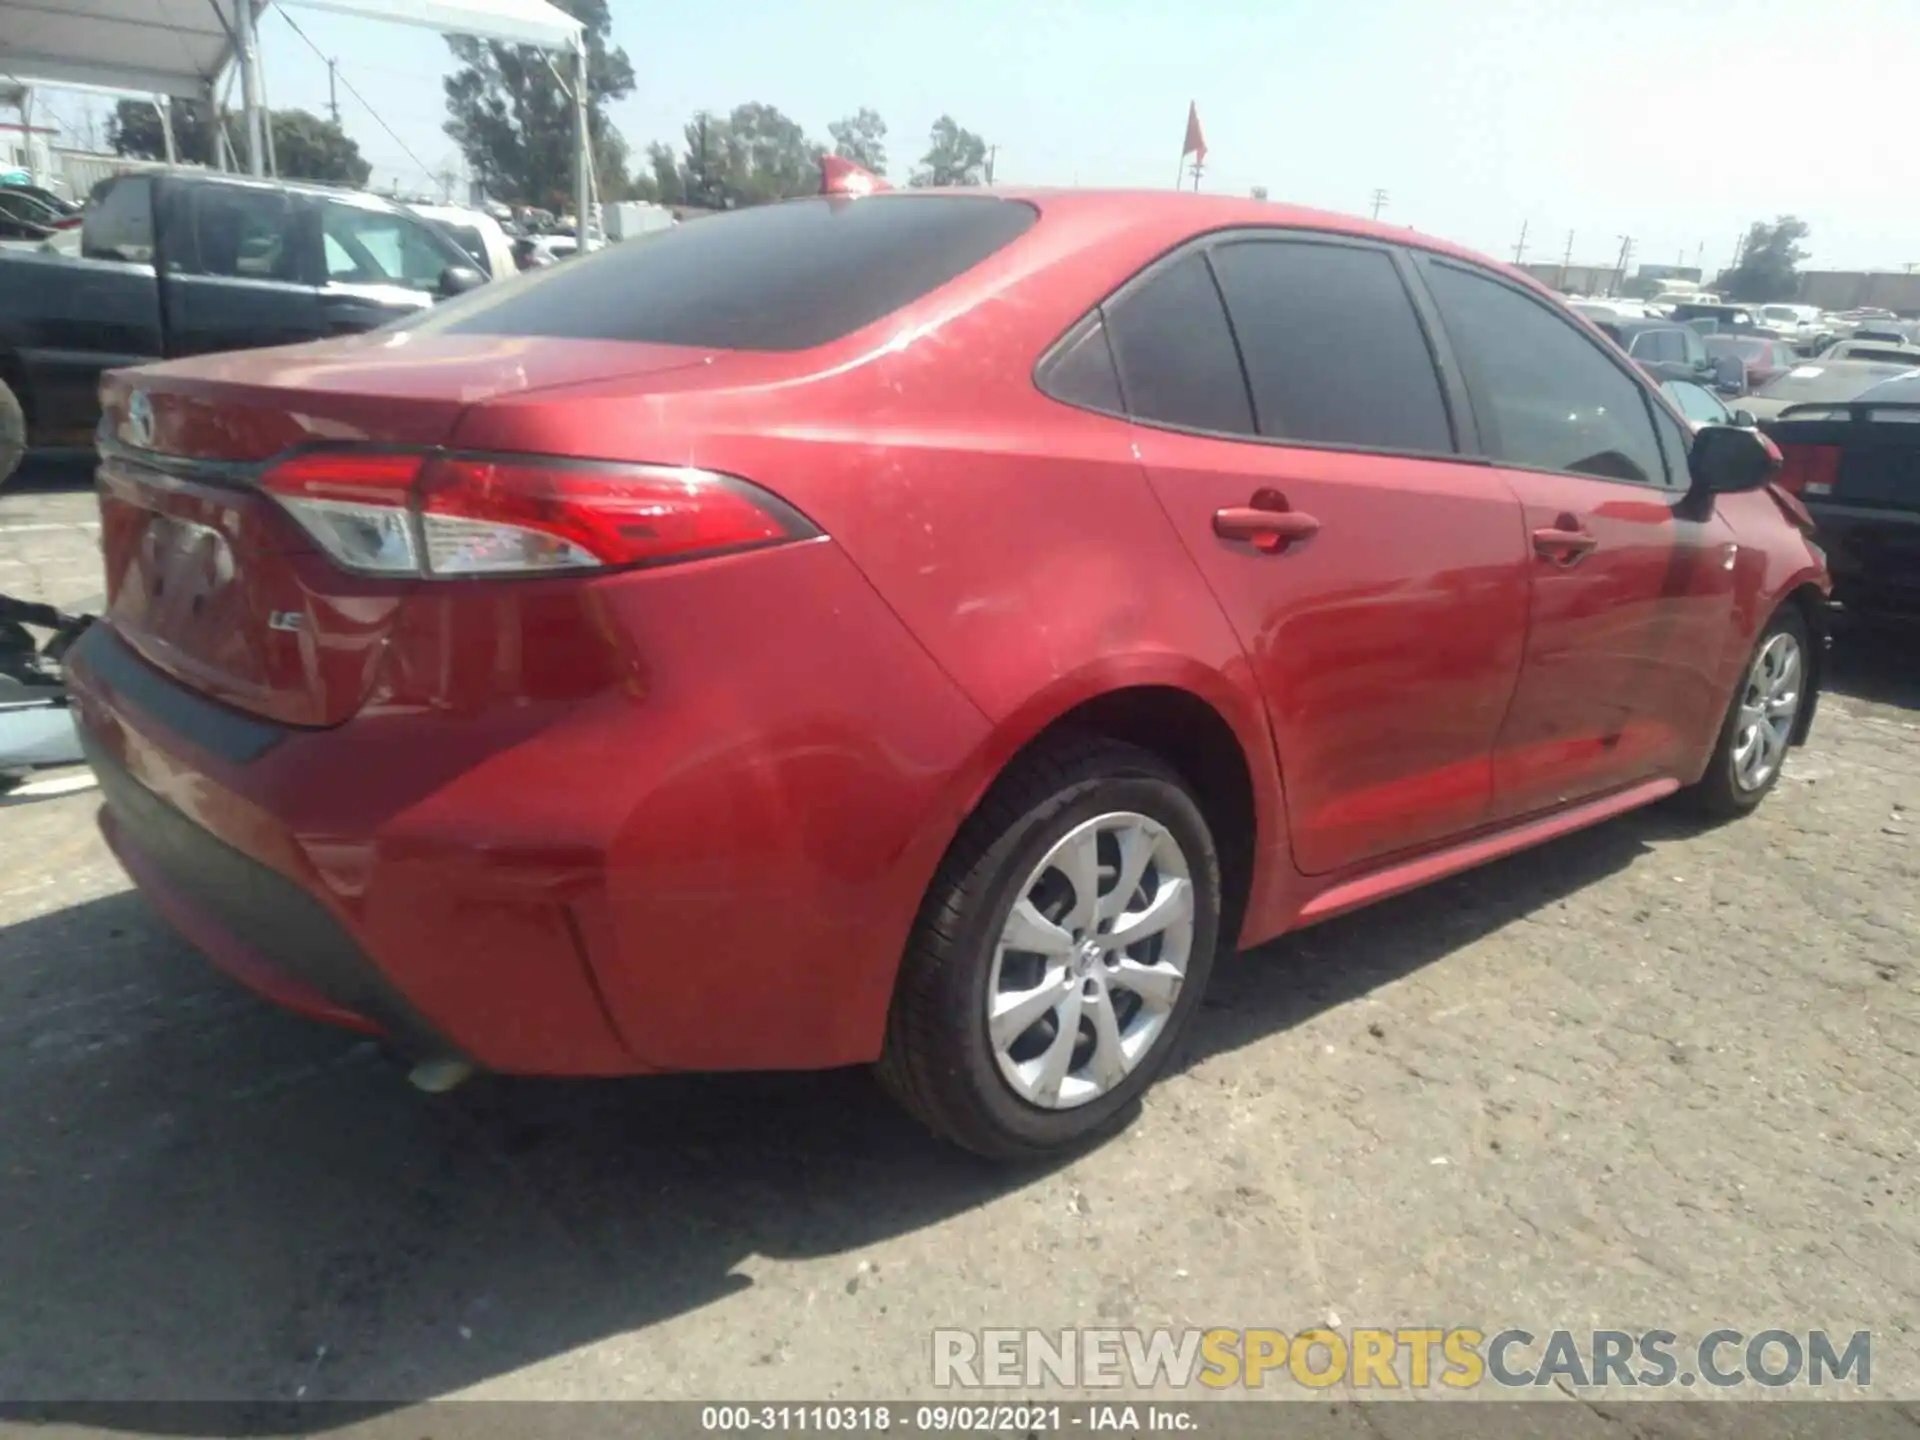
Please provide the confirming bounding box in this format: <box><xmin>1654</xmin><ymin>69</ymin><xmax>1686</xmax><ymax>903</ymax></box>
<box><xmin>81</xmin><ymin>727</ymin><xmax>454</xmax><ymax>1061</ymax></box>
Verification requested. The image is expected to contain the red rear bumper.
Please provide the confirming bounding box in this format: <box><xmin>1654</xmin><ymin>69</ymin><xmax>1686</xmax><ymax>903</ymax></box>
<box><xmin>67</xmin><ymin>540</ymin><xmax>991</xmax><ymax>1075</ymax></box>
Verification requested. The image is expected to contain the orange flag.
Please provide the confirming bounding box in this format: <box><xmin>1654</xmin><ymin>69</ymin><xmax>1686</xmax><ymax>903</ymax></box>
<box><xmin>1182</xmin><ymin>102</ymin><xmax>1207</xmax><ymax>163</ymax></box>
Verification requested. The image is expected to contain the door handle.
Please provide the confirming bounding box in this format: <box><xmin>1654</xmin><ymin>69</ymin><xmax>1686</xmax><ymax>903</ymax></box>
<box><xmin>1213</xmin><ymin>503</ymin><xmax>1321</xmax><ymax>553</ymax></box>
<box><xmin>1532</xmin><ymin>520</ymin><xmax>1598</xmax><ymax>565</ymax></box>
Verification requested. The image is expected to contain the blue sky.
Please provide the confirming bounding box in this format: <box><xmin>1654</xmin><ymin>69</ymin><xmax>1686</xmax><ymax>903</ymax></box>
<box><xmin>34</xmin><ymin>0</ymin><xmax>1919</xmax><ymax>273</ymax></box>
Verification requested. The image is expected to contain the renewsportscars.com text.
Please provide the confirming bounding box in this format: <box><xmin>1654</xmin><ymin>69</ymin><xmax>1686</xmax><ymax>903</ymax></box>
<box><xmin>932</xmin><ymin>1327</ymin><xmax>1872</xmax><ymax>1391</ymax></box>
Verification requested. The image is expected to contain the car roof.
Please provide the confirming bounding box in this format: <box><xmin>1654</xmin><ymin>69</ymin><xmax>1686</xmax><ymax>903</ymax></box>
<box><xmin>1608</xmin><ymin>318</ymin><xmax>1690</xmax><ymax>335</ymax></box>
<box><xmin>124</xmin><ymin>166</ymin><xmax>392</xmax><ymax>206</ymax></box>
<box><xmin>964</xmin><ymin>186</ymin><xmax>1543</xmax><ymax>284</ymax></box>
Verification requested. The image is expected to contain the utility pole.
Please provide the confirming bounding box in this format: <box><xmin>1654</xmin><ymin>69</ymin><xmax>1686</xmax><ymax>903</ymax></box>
<box><xmin>984</xmin><ymin>145</ymin><xmax>997</xmax><ymax>185</ymax></box>
<box><xmin>327</xmin><ymin>59</ymin><xmax>340</xmax><ymax>126</ymax></box>
<box><xmin>1512</xmin><ymin>219</ymin><xmax>1529</xmax><ymax>264</ymax></box>
<box><xmin>1369</xmin><ymin>187</ymin><xmax>1388</xmax><ymax>221</ymax></box>
<box><xmin>1613</xmin><ymin>235</ymin><xmax>1633</xmax><ymax>297</ymax></box>
<box><xmin>1190</xmin><ymin>155</ymin><xmax>1204</xmax><ymax>192</ymax></box>
<box><xmin>1557</xmin><ymin>230</ymin><xmax>1574</xmax><ymax>290</ymax></box>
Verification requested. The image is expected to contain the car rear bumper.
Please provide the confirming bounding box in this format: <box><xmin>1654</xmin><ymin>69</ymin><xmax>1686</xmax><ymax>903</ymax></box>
<box><xmin>67</xmin><ymin>622</ymin><xmax>643</xmax><ymax>1075</ymax></box>
<box><xmin>65</xmin><ymin>536</ymin><xmax>991</xmax><ymax>1076</ymax></box>
<box><xmin>1807</xmin><ymin>499</ymin><xmax>1920</xmax><ymax>611</ymax></box>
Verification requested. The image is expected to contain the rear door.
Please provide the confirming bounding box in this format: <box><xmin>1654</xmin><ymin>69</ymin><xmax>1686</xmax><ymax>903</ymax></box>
<box><xmin>1097</xmin><ymin>234</ymin><xmax>1532</xmax><ymax>876</ymax></box>
<box><xmin>160</xmin><ymin>181</ymin><xmax>323</xmax><ymax>356</ymax></box>
<box><xmin>1414</xmin><ymin>256</ymin><xmax>1740</xmax><ymax>819</ymax></box>
<box><xmin>315</xmin><ymin>199</ymin><xmax>451</xmax><ymax>334</ymax></box>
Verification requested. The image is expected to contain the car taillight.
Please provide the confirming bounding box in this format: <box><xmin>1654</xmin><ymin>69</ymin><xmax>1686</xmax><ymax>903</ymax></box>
<box><xmin>260</xmin><ymin>450</ymin><xmax>812</xmax><ymax>578</ymax></box>
<box><xmin>1773</xmin><ymin>443</ymin><xmax>1840</xmax><ymax>497</ymax></box>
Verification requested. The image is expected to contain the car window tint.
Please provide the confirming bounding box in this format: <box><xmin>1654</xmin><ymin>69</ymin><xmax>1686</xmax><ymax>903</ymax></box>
<box><xmin>1423</xmin><ymin>260</ymin><xmax>1665</xmax><ymax>486</ymax></box>
<box><xmin>323</xmin><ymin>203</ymin><xmax>458</xmax><ymax>290</ymax></box>
<box><xmin>1651</xmin><ymin>401</ymin><xmax>1692</xmax><ymax>487</ymax></box>
<box><xmin>1039</xmin><ymin>314</ymin><xmax>1124</xmax><ymax>415</ymax></box>
<box><xmin>81</xmin><ymin>177</ymin><xmax>154</xmax><ymax>262</ymax></box>
<box><xmin>188</xmin><ymin>186</ymin><xmax>300</xmax><ymax>281</ymax></box>
<box><xmin>410</xmin><ymin>195</ymin><xmax>1038</xmax><ymax>350</ymax></box>
<box><xmin>1206</xmin><ymin>240</ymin><xmax>1452</xmax><ymax>452</ymax></box>
<box><xmin>1103</xmin><ymin>251</ymin><xmax>1254</xmax><ymax>435</ymax></box>
<box><xmin>1662</xmin><ymin>381</ymin><xmax>1724</xmax><ymax>424</ymax></box>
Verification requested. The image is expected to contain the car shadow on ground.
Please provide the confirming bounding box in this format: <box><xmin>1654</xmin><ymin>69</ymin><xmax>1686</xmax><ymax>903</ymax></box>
<box><xmin>0</xmin><ymin>799</ymin><xmax>1677</xmax><ymax>1425</ymax></box>
<box><xmin>1824</xmin><ymin>614</ymin><xmax>1920</xmax><ymax>712</ymax></box>
<box><xmin>1</xmin><ymin>451</ymin><xmax>94</xmax><ymax>495</ymax></box>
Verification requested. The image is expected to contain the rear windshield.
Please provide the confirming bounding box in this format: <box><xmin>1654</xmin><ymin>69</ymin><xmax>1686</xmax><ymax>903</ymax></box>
<box><xmin>1706</xmin><ymin>335</ymin><xmax>1770</xmax><ymax>359</ymax></box>
<box><xmin>408</xmin><ymin>195</ymin><xmax>1039</xmax><ymax>351</ymax></box>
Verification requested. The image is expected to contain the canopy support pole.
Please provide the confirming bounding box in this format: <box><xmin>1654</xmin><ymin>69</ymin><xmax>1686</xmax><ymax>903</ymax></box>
<box><xmin>572</xmin><ymin>37</ymin><xmax>592</xmax><ymax>251</ymax></box>
<box><xmin>234</xmin><ymin>1</ymin><xmax>265</xmax><ymax>176</ymax></box>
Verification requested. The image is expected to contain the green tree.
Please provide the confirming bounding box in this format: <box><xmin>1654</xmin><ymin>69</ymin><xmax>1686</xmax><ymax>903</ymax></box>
<box><xmin>109</xmin><ymin>98</ymin><xmax>368</xmax><ymax>186</ymax></box>
<box><xmin>910</xmin><ymin>115</ymin><xmax>987</xmax><ymax>187</ymax></box>
<box><xmin>442</xmin><ymin>0</ymin><xmax>634</xmax><ymax>211</ymax></box>
<box><xmin>268</xmin><ymin>109</ymin><xmax>371</xmax><ymax>186</ymax></box>
<box><xmin>638</xmin><ymin>105</ymin><xmax>823</xmax><ymax>209</ymax></box>
<box><xmin>1715</xmin><ymin>217</ymin><xmax>1812</xmax><ymax>303</ymax></box>
<box><xmin>107</xmin><ymin>97</ymin><xmax>215</xmax><ymax>165</ymax></box>
<box><xmin>828</xmin><ymin>107</ymin><xmax>888</xmax><ymax>176</ymax></box>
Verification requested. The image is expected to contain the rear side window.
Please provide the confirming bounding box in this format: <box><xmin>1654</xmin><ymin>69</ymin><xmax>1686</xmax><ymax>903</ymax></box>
<box><xmin>1038</xmin><ymin>314</ymin><xmax>1124</xmax><ymax>414</ymax></box>
<box><xmin>186</xmin><ymin>186</ymin><xmax>301</xmax><ymax>281</ymax></box>
<box><xmin>1103</xmin><ymin>252</ymin><xmax>1254</xmax><ymax>435</ymax></box>
<box><xmin>1207</xmin><ymin>240</ymin><xmax>1452</xmax><ymax>453</ymax></box>
<box><xmin>1422</xmin><ymin>260</ymin><xmax>1667</xmax><ymax>487</ymax></box>
<box><xmin>412</xmin><ymin>195</ymin><xmax>1037</xmax><ymax>351</ymax></box>
<box><xmin>82</xmin><ymin>177</ymin><xmax>154</xmax><ymax>262</ymax></box>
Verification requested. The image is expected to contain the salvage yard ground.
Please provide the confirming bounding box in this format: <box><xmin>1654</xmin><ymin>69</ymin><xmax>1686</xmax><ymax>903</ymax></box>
<box><xmin>1</xmin><ymin>460</ymin><xmax>1916</xmax><ymax>1406</ymax></box>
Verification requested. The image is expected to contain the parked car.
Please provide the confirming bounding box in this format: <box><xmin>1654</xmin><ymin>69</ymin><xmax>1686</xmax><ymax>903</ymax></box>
<box><xmin>1755</xmin><ymin>303</ymin><xmax>1827</xmax><ymax>352</ymax></box>
<box><xmin>1705</xmin><ymin>333</ymin><xmax>1801</xmax><ymax>391</ymax></box>
<box><xmin>512</xmin><ymin>233</ymin><xmax>578</xmax><ymax>270</ymax></box>
<box><xmin>1595</xmin><ymin>317</ymin><xmax>1717</xmax><ymax>387</ymax></box>
<box><xmin>1764</xmin><ymin>367</ymin><xmax>1920</xmax><ymax>615</ymax></box>
<box><xmin>1660</xmin><ymin>378</ymin><xmax>1757</xmax><ymax>432</ymax></box>
<box><xmin>68</xmin><ymin>190</ymin><xmax>1827</xmax><ymax>1158</ymax></box>
<box><xmin>0</xmin><ymin>169</ymin><xmax>484</xmax><ymax>488</ymax></box>
<box><xmin>1739</xmin><ymin>357</ymin><xmax>1920</xmax><ymax>422</ymax></box>
<box><xmin>1673</xmin><ymin>301</ymin><xmax>1761</xmax><ymax>334</ymax></box>
<box><xmin>1818</xmin><ymin>339</ymin><xmax>1920</xmax><ymax>366</ymax></box>
<box><xmin>407</xmin><ymin>202</ymin><xmax>516</xmax><ymax>280</ymax></box>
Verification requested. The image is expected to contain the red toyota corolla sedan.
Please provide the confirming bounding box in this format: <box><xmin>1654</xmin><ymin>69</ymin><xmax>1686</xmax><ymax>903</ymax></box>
<box><xmin>69</xmin><ymin>190</ymin><xmax>1828</xmax><ymax>1158</ymax></box>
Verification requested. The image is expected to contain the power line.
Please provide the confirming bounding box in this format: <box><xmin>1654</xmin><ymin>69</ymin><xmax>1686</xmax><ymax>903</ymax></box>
<box><xmin>274</xmin><ymin>3</ymin><xmax>435</xmax><ymax>182</ymax></box>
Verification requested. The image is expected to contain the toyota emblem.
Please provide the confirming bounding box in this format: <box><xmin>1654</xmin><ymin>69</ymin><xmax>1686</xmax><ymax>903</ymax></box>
<box><xmin>125</xmin><ymin>390</ymin><xmax>155</xmax><ymax>449</ymax></box>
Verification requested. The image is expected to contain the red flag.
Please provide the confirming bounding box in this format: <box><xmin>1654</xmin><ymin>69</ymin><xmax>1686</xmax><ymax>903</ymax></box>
<box><xmin>1182</xmin><ymin>103</ymin><xmax>1207</xmax><ymax>163</ymax></box>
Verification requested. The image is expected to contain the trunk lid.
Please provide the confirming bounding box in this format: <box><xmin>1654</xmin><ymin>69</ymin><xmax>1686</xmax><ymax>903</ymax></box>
<box><xmin>95</xmin><ymin>334</ymin><xmax>717</xmax><ymax>728</ymax></box>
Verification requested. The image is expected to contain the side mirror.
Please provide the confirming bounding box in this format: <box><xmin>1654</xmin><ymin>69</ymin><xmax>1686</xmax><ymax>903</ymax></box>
<box><xmin>1732</xmin><ymin>408</ymin><xmax>1758</xmax><ymax>428</ymax></box>
<box><xmin>438</xmin><ymin>265</ymin><xmax>485</xmax><ymax>298</ymax></box>
<box><xmin>1689</xmin><ymin>424</ymin><xmax>1779</xmax><ymax>495</ymax></box>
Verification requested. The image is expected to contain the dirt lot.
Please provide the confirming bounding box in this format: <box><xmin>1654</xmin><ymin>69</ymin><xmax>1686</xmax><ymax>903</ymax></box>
<box><xmin>2</xmin><ymin>460</ymin><xmax>1916</xmax><ymax>1410</ymax></box>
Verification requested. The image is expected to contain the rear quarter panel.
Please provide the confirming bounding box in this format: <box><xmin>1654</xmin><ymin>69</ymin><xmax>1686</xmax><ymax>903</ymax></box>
<box><xmin>453</xmin><ymin>202</ymin><xmax>1294</xmax><ymax>948</ymax></box>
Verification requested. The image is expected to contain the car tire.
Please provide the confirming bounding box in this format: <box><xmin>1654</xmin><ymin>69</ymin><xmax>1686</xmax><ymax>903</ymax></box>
<box><xmin>877</xmin><ymin>735</ymin><xmax>1222</xmax><ymax>1160</ymax></box>
<box><xmin>1683</xmin><ymin>605</ymin><xmax>1812</xmax><ymax>820</ymax></box>
<box><xmin>0</xmin><ymin>377</ymin><xmax>24</xmax><ymax>491</ymax></box>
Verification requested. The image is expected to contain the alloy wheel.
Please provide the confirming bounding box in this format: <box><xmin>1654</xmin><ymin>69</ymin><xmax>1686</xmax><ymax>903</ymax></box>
<box><xmin>1731</xmin><ymin>630</ymin><xmax>1802</xmax><ymax>792</ymax></box>
<box><xmin>985</xmin><ymin>812</ymin><xmax>1195</xmax><ymax>1110</ymax></box>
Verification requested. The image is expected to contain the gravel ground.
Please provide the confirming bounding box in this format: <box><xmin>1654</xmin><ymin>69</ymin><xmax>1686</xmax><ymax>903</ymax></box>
<box><xmin>1</xmin><ymin>462</ymin><xmax>1915</xmax><ymax>1417</ymax></box>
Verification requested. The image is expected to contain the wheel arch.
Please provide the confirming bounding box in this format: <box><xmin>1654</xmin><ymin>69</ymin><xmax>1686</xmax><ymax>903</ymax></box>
<box><xmin>920</xmin><ymin>657</ymin><xmax>1288</xmax><ymax>954</ymax></box>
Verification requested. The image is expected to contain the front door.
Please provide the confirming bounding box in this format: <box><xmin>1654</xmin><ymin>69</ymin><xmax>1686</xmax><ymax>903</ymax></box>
<box><xmin>1414</xmin><ymin>256</ymin><xmax>1740</xmax><ymax>819</ymax></box>
<box><xmin>316</xmin><ymin>200</ymin><xmax>446</xmax><ymax>335</ymax></box>
<box><xmin>1101</xmin><ymin>236</ymin><xmax>1533</xmax><ymax>876</ymax></box>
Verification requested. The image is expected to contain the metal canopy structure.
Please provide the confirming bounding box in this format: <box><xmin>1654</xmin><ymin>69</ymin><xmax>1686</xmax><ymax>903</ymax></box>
<box><xmin>0</xmin><ymin>0</ymin><xmax>591</xmax><ymax>244</ymax></box>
